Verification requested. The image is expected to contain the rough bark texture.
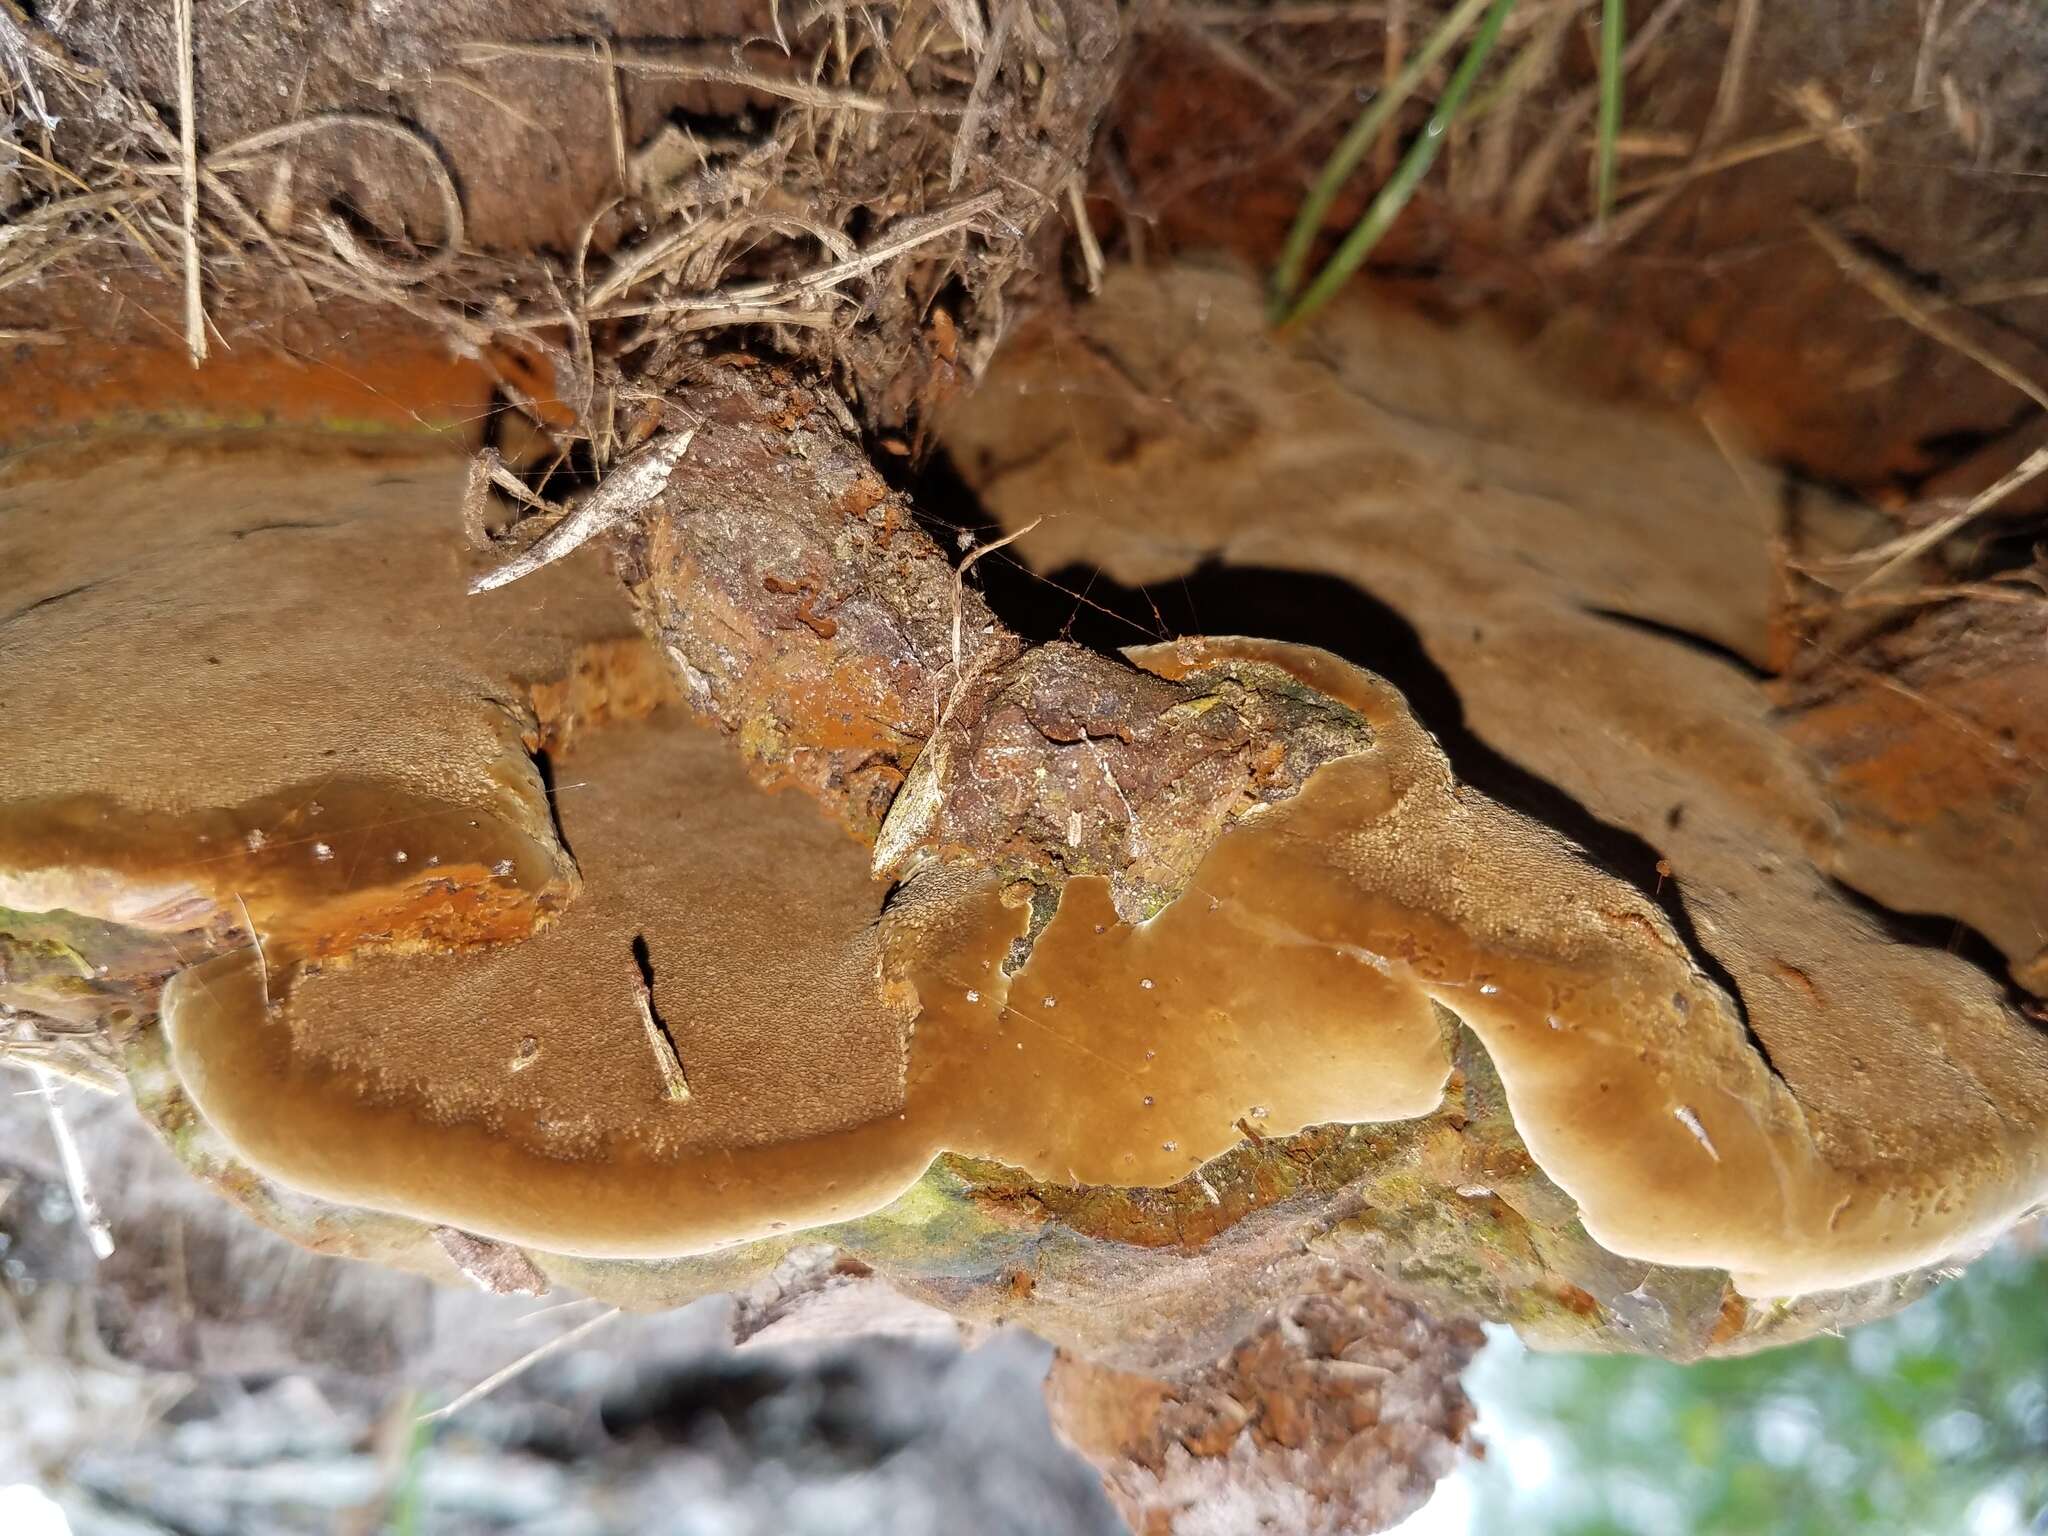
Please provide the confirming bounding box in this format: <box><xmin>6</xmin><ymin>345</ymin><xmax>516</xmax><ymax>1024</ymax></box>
<box><xmin>625</xmin><ymin>363</ymin><xmax>1374</xmax><ymax>916</ymax></box>
<box><xmin>624</xmin><ymin>365</ymin><xmax>1017</xmax><ymax>840</ymax></box>
<box><xmin>1046</xmin><ymin>1264</ymin><xmax>1483</xmax><ymax>1535</ymax></box>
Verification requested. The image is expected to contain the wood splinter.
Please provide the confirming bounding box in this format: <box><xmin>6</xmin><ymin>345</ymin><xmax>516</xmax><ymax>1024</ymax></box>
<box><xmin>633</xmin><ymin>972</ymin><xmax>692</xmax><ymax>1103</ymax></box>
<box><xmin>469</xmin><ymin>427</ymin><xmax>697</xmax><ymax>594</ymax></box>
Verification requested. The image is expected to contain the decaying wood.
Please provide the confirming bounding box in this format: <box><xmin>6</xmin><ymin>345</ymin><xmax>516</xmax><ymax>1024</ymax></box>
<box><xmin>618</xmin><ymin>364</ymin><xmax>1373</xmax><ymax>917</ymax></box>
<box><xmin>1046</xmin><ymin>1264</ymin><xmax>1483</xmax><ymax>1536</ymax></box>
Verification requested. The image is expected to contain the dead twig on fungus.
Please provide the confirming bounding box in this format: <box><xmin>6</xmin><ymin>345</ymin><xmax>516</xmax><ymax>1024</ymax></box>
<box><xmin>469</xmin><ymin>428</ymin><xmax>699</xmax><ymax>594</ymax></box>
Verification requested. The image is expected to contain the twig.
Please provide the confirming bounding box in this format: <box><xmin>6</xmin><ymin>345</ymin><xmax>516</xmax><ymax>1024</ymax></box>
<box><xmin>1952</xmin><ymin>276</ymin><xmax>2048</xmax><ymax>308</ymax></box>
<box><xmin>35</xmin><ymin>1068</ymin><xmax>114</xmax><ymax>1260</ymax></box>
<box><xmin>596</xmin><ymin>36</ymin><xmax>630</xmax><ymax>195</ymax></box>
<box><xmin>1695</xmin><ymin>0</ymin><xmax>1761</xmax><ymax>135</ymax></box>
<box><xmin>1702</xmin><ymin>0</ymin><xmax>1760</xmax><ymax>148</ymax></box>
<box><xmin>1468</xmin><ymin>1</ymin><xmax>1572</xmax><ymax>207</ymax></box>
<box><xmin>1912</xmin><ymin>0</ymin><xmax>1946</xmax><ymax>108</ymax></box>
<box><xmin>458</xmin><ymin>39</ymin><xmax>896</xmax><ymax>116</ymax></box>
<box><xmin>1613</xmin><ymin>129</ymin><xmax>1801</xmax><ymax>197</ymax></box>
<box><xmin>634</xmin><ymin>985</ymin><xmax>692</xmax><ymax>1103</ymax></box>
<box><xmin>1377</xmin><ymin>0</ymin><xmax>1408</xmax><ymax>178</ymax></box>
<box><xmin>462</xmin><ymin>446</ymin><xmax>560</xmax><ymax>548</ymax></box>
<box><xmin>951</xmin><ymin>0</ymin><xmax>1017</xmax><ymax>187</ymax></box>
<box><xmin>1557</xmin><ymin>0</ymin><xmax>1779</xmax><ymax>256</ymax></box>
<box><xmin>429</xmin><ymin>68</ymin><xmax>554</xmax><ymax>138</ymax></box>
<box><xmin>515</xmin><ymin>1295</ymin><xmax>607</xmax><ymax>1325</ymax></box>
<box><xmin>1798</xmin><ymin>578</ymin><xmax>2048</xmax><ymax>614</ymax></box>
<box><xmin>1174</xmin><ymin>15</ymin><xmax>1294</xmax><ymax>104</ymax></box>
<box><xmin>1797</xmin><ymin>209</ymin><xmax>2048</xmax><ymax>414</ymax></box>
<box><xmin>208</xmin><ymin>114</ymin><xmax>466</xmax><ymax>281</ymax></box>
<box><xmin>7</xmin><ymin>141</ymin><xmax>176</xmax><ymax>276</ymax></box>
<box><xmin>1501</xmin><ymin>0</ymin><xmax>1688</xmax><ymax>240</ymax></box>
<box><xmin>585</xmin><ymin>193</ymin><xmax>1002</xmax><ymax>324</ymax></box>
<box><xmin>418</xmin><ymin>1307</ymin><xmax>621</xmax><ymax>1423</ymax></box>
<box><xmin>739</xmin><ymin>193</ymin><xmax>1004</xmax><ymax>299</ymax></box>
<box><xmin>1852</xmin><ymin>443</ymin><xmax>2048</xmax><ymax>590</ymax></box>
<box><xmin>0</xmin><ymin>1017</ymin><xmax>125</xmax><ymax>1093</ymax></box>
<box><xmin>199</xmin><ymin>165</ymin><xmax>313</xmax><ymax>305</ymax></box>
<box><xmin>1177</xmin><ymin>2</ymin><xmax>1389</xmax><ymax>22</ymax></box>
<box><xmin>1617</xmin><ymin>113</ymin><xmax>1918</xmax><ymax>199</ymax></box>
<box><xmin>1819</xmin><ymin>647</ymin><xmax>2028</xmax><ymax>770</ymax></box>
<box><xmin>592</xmin><ymin>208</ymin><xmax>856</xmax><ymax>310</ymax></box>
<box><xmin>1067</xmin><ymin>175</ymin><xmax>1103</xmax><ymax>294</ymax></box>
<box><xmin>174</xmin><ymin>0</ymin><xmax>205</xmax><ymax>366</ymax></box>
<box><xmin>234</xmin><ymin>892</ymin><xmax>270</xmax><ymax>1012</ymax></box>
<box><xmin>666</xmin><ymin>303</ymin><xmax>842</xmax><ymax>334</ymax></box>
<box><xmin>936</xmin><ymin>0</ymin><xmax>987</xmax><ymax>52</ymax></box>
<box><xmin>1941</xmin><ymin>0</ymin><xmax>1996</xmax><ymax>44</ymax></box>
<box><xmin>952</xmin><ymin>517</ymin><xmax>1041</xmax><ymax>674</ymax></box>
<box><xmin>470</xmin><ymin>427</ymin><xmax>696</xmax><ymax>594</ymax></box>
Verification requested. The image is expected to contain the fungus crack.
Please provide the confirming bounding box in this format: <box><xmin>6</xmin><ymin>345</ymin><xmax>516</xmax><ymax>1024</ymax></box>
<box><xmin>1</xmin><ymin>581</ymin><xmax>98</xmax><ymax>629</ymax></box>
<box><xmin>1579</xmin><ymin>605</ymin><xmax>1773</xmax><ymax>683</ymax></box>
<box><xmin>526</xmin><ymin>740</ymin><xmax>575</xmax><ymax>865</ymax></box>
<box><xmin>227</xmin><ymin>519</ymin><xmax>345</xmax><ymax>541</ymax></box>
<box><xmin>1825</xmin><ymin>874</ymin><xmax>2039</xmax><ymax>1014</ymax></box>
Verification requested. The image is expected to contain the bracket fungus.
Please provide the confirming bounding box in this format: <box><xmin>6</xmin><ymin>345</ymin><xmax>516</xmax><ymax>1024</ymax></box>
<box><xmin>7</xmin><ymin>322</ymin><xmax>2046</xmax><ymax>1379</ymax></box>
<box><xmin>0</xmin><ymin>437</ymin><xmax>626</xmax><ymax>970</ymax></box>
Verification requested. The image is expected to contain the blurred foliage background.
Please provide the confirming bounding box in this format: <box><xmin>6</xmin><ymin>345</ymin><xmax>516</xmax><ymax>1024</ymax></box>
<box><xmin>1466</xmin><ymin>1238</ymin><xmax>2048</xmax><ymax>1536</ymax></box>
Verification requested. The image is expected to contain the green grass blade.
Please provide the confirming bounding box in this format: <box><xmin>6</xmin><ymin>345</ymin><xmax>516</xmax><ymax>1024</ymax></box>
<box><xmin>1279</xmin><ymin>0</ymin><xmax>1518</xmax><ymax>328</ymax></box>
<box><xmin>1595</xmin><ymin>0</ymin><xmax>1626</xmax><ymax>228</ymax></box>
<box><xmin>1270</xmin><ymin>0</ymin><xmax>1499</xmax><ymax>316</ymax></box>
<box><xmin>389</xmin><ymin>1395</ymin><xmax>433</xmax><ymax>1536</ymax></box>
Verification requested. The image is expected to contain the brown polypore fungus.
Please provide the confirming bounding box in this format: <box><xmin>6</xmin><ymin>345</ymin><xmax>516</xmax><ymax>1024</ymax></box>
<box><xmin>0</xmin><ymin>436</ymin><xmax>625</xmax><ymax>981</ymax></box>
<box><xmin>163</xmin><ymin>566</ymin><xmax>2048</xmax><ymax>1293</ymax></box>
<box><xmin>8</xmin><ymin>306</ymin><xmax>2048</xmax><ymax>1381</ymax></box>
<box><xmin>937</xmin><ymin>262</ymin><xmax>2048</xmax><ymax>1295</ymax></box>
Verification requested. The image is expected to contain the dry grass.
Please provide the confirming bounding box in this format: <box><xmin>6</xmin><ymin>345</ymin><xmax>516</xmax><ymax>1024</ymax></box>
<box><xmin>418</xmin><ymin>1306</ymin><xmax>622</xmax><ymax>1424</ymax></box>
<box><xmin>1794</xmin><ymin>209</ymin><xmax>2048</xmax><ymax>589</ymax></box>
<box><xmin>1275</xmin><ymin>0</ymin><xmax>1516</xmax><ymax>324</ymax></box>
<box><xmin>5</xmin><ymin>0</ymin><xmax>2044</xmax><ymax>626</ymax></box>
<box><xmin>0</xmin><ymin>1005</ymin><xmax>126</xmax><ymax>1096</ymax></box>
<box><xmin>1186</xmin><ymin>0</ymin><xmax>2047</xmax><ymax>611</ymax></box>
<box><xmin>173</xmin><ymin>0</ymin><xmax>203</xmax><ymax>365</ymax></box>
<box><xmin>0</xmin><ymin>0</ymin><xmax>1116</xmax><ymax>466</ymax></box>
